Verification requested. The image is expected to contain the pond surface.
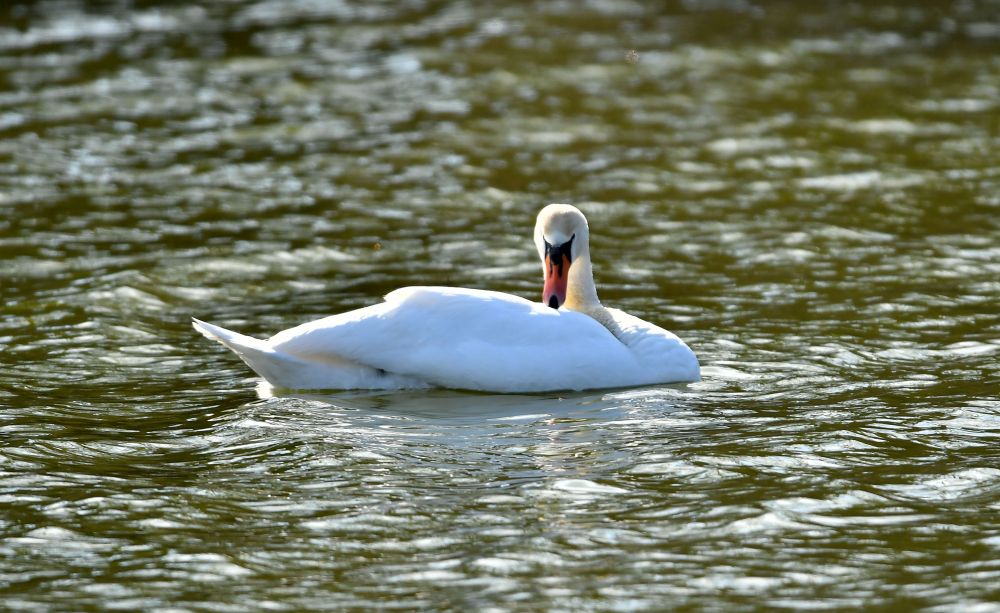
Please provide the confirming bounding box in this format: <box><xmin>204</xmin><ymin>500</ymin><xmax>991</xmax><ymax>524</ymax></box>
<box><xmin>2</xmin><ymin>0</ymin><xmax>999</xmax><ymax>610</ymax></box>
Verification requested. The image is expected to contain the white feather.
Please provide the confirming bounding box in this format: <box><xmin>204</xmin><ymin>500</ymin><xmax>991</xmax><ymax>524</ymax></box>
<box><xmin>193</xmin><ymin>204</ymin><xmax>700</xmax><ymax>392</ymax></box>
<box><xmin>193</xmin><ymin>286</ymin><xmax>698</xmax><ymax>392</ymax></box>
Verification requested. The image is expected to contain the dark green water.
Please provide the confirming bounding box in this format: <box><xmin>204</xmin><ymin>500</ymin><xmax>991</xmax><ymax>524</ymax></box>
<box><xmin>2</xmin><ymin>0</ymin><xmax>999</xmax><ymax>610</ymax></box>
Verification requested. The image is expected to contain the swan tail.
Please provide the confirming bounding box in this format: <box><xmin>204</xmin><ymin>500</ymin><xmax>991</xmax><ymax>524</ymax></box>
<box><xmin>192</xmin><ymin>318</ymin><xmax>427</xmax><ymax>390</ymax></box>
<box><xmin>192</xmin><ymin>318</ymin><xmax>314</xmax><ymax>388</ymax></box>
<box><xmin>192</xmin><ymin>318</ymin><xmax>267</xmax><ymax>353</ymax></box>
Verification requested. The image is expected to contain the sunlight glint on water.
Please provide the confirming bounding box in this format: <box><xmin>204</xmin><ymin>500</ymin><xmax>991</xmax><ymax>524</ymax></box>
<box><xmin>1</xmin><ymin>1</ymin><xmax>999</xmax><ymax>610</ymax></box>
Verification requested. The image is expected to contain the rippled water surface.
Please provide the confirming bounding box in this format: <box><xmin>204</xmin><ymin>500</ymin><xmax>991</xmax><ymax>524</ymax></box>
<box><xmin>2</xmin><ymin>0</ymin><xmax>1000</xmax><ymax>610</ymax></box>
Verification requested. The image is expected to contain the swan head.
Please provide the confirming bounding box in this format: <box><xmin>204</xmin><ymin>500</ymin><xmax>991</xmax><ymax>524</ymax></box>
<box><xmin>534</xmin><ymin>204</ymin><xmax>594</xmax><ymax>310</ymax></box>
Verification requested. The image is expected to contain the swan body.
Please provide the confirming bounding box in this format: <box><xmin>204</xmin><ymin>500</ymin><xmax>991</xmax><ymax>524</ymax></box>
<box><xmin>194</xmin><ymin>205</ymin><xmax>700</xmax><ymax>392</ymax></box>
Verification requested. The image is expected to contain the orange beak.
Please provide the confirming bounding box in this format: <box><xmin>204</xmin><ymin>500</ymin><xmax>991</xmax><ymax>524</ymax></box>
<box><xmin>543</xmin><ymin>253</ymin><xmax>570</xmax><ymax>309</ymax></box>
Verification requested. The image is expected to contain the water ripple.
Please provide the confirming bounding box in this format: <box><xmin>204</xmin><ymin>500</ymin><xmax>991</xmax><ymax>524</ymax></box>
<box><xmin>2</xmin><ymin>0</ymin><xmax>1000</xmax><ymax>610</ymax></box>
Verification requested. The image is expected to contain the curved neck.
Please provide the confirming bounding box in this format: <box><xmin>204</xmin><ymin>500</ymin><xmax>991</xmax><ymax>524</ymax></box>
<box><xmin>565</xmin><ymin>254</ymin><xmax>623</xmax><ymax>339</ymax></box>
<box><xmin>564</xmin><ymin>253</ymin><xmax>600</xmax><ymax>311</ymax></box>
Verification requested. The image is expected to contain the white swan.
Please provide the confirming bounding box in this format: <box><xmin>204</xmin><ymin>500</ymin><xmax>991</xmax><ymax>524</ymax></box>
<box><xmin>193</xmin><ymin>204</ymin><xmax>699</xmax><ymax>392</ymax></box>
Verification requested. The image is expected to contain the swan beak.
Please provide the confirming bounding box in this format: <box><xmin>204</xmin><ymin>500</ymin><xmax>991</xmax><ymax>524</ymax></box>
<box><xmin>543</xmin><ymin>253</ymin><xmax>570</xmax><ymax>309</ymax></box>
<box><xmin>542</xmin><ymin>235</ymin><xmax>575</xmax><ymax>309</ymax></box>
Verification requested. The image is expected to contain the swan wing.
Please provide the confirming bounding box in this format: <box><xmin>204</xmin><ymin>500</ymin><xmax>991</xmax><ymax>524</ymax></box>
<box><xmin>268</xmin><ymin>286</ymin><xmax>642</xmax><ymax>392</ymax></box>
<box><xmin>606</xmin><ymin>308</ymin><xmax>700</xmax><ymax>383</ymax></box>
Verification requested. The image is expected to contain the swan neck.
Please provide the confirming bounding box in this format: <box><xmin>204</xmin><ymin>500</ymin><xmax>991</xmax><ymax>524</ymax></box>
<box><xmin>566</xmin><ymin>261</ymin><xmax>623</xmax><ymax>339</ymax></box>
<box><xmin>565</xmin><ymin>254</ymin><xmax>600</xmax><ymax>311</ymax></box>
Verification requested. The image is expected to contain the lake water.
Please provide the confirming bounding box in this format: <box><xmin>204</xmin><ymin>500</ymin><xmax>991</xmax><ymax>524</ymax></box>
<box><xmin>2</xmin><ymin>0</ymin><xmax>999</xmax><ymax>610</ymax></box>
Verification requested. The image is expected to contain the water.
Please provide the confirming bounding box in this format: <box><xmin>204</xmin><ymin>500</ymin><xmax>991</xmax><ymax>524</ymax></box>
<box><xmin>2</xmin><ymin>0</ymin><xmax>999</xmax><ymax>610</ymax></box>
